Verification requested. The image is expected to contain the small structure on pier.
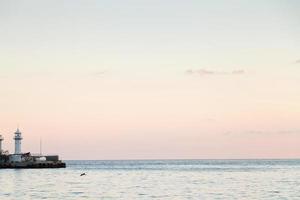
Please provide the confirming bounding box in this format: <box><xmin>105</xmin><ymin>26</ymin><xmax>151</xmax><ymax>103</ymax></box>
<box><xmin>0</xmin><ymin>134</ymin><xmax>3</xmax><ymax>154</ymax></box>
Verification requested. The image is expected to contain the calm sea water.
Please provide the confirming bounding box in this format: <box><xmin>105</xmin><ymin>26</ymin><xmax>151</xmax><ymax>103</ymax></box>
<box><xmin>0</xmin><ymin>159</ymin><xmax>300</xmax><ymax>199</ymax></box>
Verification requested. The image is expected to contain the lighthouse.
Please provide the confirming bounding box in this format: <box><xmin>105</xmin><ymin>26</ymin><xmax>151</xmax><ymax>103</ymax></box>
<box><xmin>0</xmin><ymin>135</ymin><xmax>3</xmax><ymax>153</ymax></box>
<box><xmin>14</xmin><ymin>128</ymin><xmax>22</xmax><ymax>154</ymax></box>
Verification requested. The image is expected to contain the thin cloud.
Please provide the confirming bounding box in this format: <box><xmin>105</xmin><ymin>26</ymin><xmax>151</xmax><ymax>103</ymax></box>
<box><xmin>225</xmin><ymin>129</ymin><xmax>300</xmax><ymax>136</ymax></box>
<box><xmin>186</xmin><ymin>69</ymin><xmax>217</xmax><ymax>75</ymax></box>
<box><xmin>273</xmin><ymin>130</ymin><xmax>300</xmax><ymax>135</ymax></box>
<box><xmin>186</xmin><ymin>69</ymin><xmax>246</xmax><ymax>76</ymax></box>
<box><xmin>92</xmin><ymin>70</ymin><xmax>108</xmax><ymax>77</ymax></box>
<box><xmin>259</xmin><ymin>129</ymin><xmax>300</xmax><ymax>135</ymax></box>
<box><xmin>231</xmin><ymin>70</ymin><xmax>245</xmax><ymax>75</ymax></box>
<box><xmin>201</xmin><ymin>118</ymin><xmax>216</xmax><ymax>122</ymax></box>
<box><xmin>295</xmin><ymin>59</ymin><xmax>300</xmax><ymax>64</ymax></box>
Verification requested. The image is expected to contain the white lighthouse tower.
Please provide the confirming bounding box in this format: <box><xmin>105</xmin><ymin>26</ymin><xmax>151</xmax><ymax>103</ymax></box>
<box><xmin>0</xmin><ymin>135</ymin><xmax>3</xmax><ymax>153</ymax></box>
<box><xmin>14</xmin><ymin>128</ymin><xmax>23</xmax><ymax>154</ymax></box>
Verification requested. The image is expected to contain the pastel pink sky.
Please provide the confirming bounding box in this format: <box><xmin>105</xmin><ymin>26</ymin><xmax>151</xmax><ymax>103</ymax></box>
<box><xmin>0</xmin><ymin>1</ymin><xmax>300</xmax><ymax>159</ymax></box>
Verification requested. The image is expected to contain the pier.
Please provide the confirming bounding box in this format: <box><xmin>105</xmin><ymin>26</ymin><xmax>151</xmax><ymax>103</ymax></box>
<box><xmin>0</xmin><ymin>129</ymin><xmax>66</xmax><ymax>169</ymax></box>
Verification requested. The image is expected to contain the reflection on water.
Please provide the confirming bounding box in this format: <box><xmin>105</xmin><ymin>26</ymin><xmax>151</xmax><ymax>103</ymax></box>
<box><xmin>0</xmin><ymin>160</ymin><xmax>300</xmax><ymax>199</ymax></box>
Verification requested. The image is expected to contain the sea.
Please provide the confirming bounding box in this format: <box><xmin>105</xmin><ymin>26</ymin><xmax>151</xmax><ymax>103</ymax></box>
<box><xmin>0</xmin><ymin>159</ymin><xmax>299</xmax><ymax>199</ymax></box>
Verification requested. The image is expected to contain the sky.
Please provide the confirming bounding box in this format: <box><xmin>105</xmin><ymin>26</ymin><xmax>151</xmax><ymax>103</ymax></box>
<box><xmin>0</xmin><ymin>0</ymin><xmax>300</xmax><ymax>159</ymax></box>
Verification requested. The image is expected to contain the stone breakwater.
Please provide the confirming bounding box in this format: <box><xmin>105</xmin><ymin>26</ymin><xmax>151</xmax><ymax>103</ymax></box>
<box><xmin>0</xmin><ymin>161</ymin><xmax>66</xmax><ymax>168</ymax></box>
